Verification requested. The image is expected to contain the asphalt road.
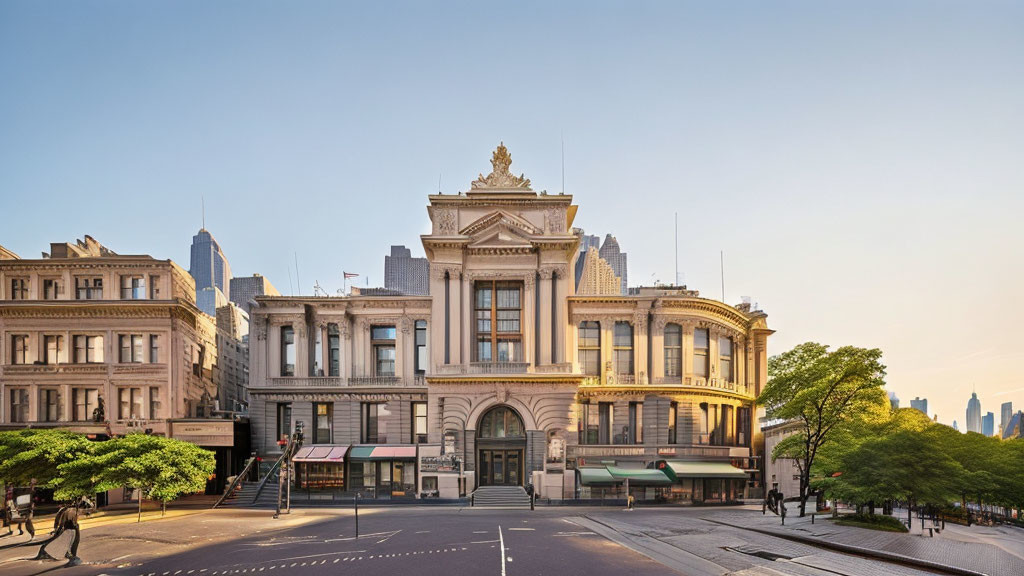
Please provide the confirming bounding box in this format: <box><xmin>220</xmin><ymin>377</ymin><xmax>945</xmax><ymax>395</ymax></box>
<box><xmin>0</xmin><ymin>507</ymin><xmax>670</xmax><ymax>576</ymax></box>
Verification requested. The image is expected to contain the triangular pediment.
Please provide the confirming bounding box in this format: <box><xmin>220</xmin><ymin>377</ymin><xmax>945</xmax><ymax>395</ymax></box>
<box><xmin>468</xmin><ymin>226</ymin><xmax>535</xmax><ymax>250</ymax></box>
<box><xmin>460</xmin><ymin>210</ymin><xmax>541</xmax><ymax>237</ymax></box>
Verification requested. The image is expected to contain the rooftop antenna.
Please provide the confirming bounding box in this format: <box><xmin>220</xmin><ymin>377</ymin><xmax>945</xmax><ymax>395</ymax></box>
<box><xmin>561</xmin><ymin>132</ymin><xmax>565</xmax><ymax>194</ymax></box>
<box><xmin>438</xmin><ymin>172</ymin><xmax>442</xmax><ymax>194</ymax></box>
<box><xmin>287</xmin><ymin>266</ymin><xmax>294</xmax><ymax>297</ymax></box>
<box><xmin>674</xmin><ymin>212</ymin><xmax>678</xmax><ymax>286</ymax></box>
<box><xmin>313</xmin><ymin>280</ymin><xmax>326</xmax><ymax>297</ymax></box>
<box><xmin>294</xmin><ymin>252</ymin><xmax>302</xmax><ymax>296</ymax></box>
<box><xmin>720</xmin><ymin>250</ymin><xmax>725</xmax><ymax>302</ymax></box>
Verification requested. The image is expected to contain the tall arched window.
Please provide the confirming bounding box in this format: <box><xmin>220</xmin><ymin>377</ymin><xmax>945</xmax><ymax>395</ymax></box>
<box><xmin>478</xmin><ymin>406</ymin><xmax>525</xmax><ymax>439</ymax></box>
<box><xmin>664</xmin><ymin>323</ymin><xmax>682</xmax><ymax>380</ymax></box>
<box><xmin>578</xmin><ymin>321</ymin><xmax>600</xmax><ymax>375</ymax></box>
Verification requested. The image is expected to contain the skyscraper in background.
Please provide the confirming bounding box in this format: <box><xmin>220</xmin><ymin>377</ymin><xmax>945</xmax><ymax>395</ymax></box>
<box><xmin>230</xmin><ymin>273</ymin><xmax>281</xmax><ymax>315</ymax></box>
<box><xmin>1001</xmin><ymin>401</ymin><xmax>1014</xmax><ymax>435</ymax></box>
<box><xmin>910</xmin><ymin>397</ymin><xmax>928</xmax><ymax>415</ymax></box>
<box><xmin>189</xmin><ymin>228</ymin><xmax>231</xmax><ymax>316</ymax></box>
<box><xmin>982</xmin><ymin>412</ymin><xmax>995</xmax><ymax>436</ymax></box>
<box><xmin>888</xmin><ymin>391</ymin><xmax>899</xmax><ymax>410</ymax></box>
<box><xmin>598</xmin><ymin>234</ymin><xmax>628</xmax><ymax>295</ymax></box>
<box><xmin>966</xmin><ymin>392</ymin><xmax>982</xmax><ymax>434</ymax></box>
<box><xmin>384</xmin><ymin>245</ymin><xmax>429</xmax><ymax>295</ymax></box>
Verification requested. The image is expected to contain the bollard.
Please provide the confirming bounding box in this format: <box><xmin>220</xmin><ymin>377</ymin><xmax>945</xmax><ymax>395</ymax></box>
<box><xmin>531</xmin><ymin>492</ymin><xmax>535</xmax><ymax>511</ymax></box>
<box><xmin>811</xmin><ymin>514</ymin><xmax>815</xmax><ymax>525</ymax></box>
<box><xmin>354</xmin><ymin>495</ymin><xmax>359</xmax><ymax>539</ymax></box>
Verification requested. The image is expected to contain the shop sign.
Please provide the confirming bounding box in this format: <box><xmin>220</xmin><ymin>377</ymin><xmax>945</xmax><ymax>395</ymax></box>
<box><xmin>570</xmin><ymin>446</ymin><xmax>645</xmax><ymax>457</ymax></box>
<box><xmin>421</xmin><ymin>453</ymin><xmax>461</xmax><ymax>473</ymax></box>
<box><xmin>169</xmin><ymin>420</ymin><xmax>234</xmax><ymax>447</ymax></box>
<box><xmin>657</xmin><ymin>447</ymin><xmax>677</xmax><ymax>456</ymax></box>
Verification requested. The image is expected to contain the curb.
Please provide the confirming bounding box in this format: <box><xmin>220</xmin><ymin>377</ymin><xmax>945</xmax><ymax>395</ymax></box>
<box><xmin>702</xmin><ymin>518</ymin><xmax>989</xmax><ymax>576</ymax></box>
<box><xmin>571</xmin><ymin>515</ymin><xmax>728</xmax><ymax>576</ymax></box>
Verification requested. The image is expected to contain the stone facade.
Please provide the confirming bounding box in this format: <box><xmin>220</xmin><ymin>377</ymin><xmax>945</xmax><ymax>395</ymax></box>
<box><xmin>248</xmin><ymin>144</ymin><xmax>771</xmax><ymax>501</ymax></box>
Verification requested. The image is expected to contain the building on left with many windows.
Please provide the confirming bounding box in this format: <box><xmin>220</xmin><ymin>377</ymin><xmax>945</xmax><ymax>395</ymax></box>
<box><xmin>0</xmin><ymin>236</ymin><xmax>249</xmax><ymax>493</ymax></box>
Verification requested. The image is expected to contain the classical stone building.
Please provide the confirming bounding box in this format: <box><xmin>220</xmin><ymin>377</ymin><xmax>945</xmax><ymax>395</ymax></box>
<box><xmin>0</xmin><ymin>236</ymin><xmax>247</xmax><ymax>491</ymax></box>
<box><xmin>248</xmin><ymin>144</ymin><xmax>770</xmax><ymax>503</ymax></box>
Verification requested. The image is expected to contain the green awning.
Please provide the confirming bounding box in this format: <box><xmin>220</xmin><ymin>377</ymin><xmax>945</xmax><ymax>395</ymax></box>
<box><xmin>348</xmin><ymin>446</ymin><xmax>375</xmax><ymax>459</ymax></box>
<box><xmin>659</xmin><ymin>461</ymin><xmax>748</xmax><ymax>480</ymax></box>
<box><xmin>577</xmin><ymin>467</ymin><xmax>619</xmax><ymax>486</ymax></box>
<box><xmin>607</xmin><ymin>467</ymin><xmax>672</xmax><ymax>485</ymax></box>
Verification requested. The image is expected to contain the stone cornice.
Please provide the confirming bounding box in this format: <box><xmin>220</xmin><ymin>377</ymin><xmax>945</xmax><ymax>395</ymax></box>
<box><xmin>0</xmin><ymin>301</ymin><xmax>197</xmax><ymax>324</ymax></box>
<box><xmin>426</xmin><ymin>374</ymin><xmax>585</xmax><ymax>385</ymax></box>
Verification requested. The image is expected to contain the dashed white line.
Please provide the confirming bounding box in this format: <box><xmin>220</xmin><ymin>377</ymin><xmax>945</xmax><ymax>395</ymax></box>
<box><xmin>499</xmin><ymin>525</ymin><xmax>507</xmax><ymax>576</ymax></box>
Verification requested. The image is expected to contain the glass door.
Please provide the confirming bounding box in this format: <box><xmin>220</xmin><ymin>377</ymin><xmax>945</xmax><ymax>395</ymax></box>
<box><xmin>492</xmin><ymin>451</ymin><xmax>505</xmax><ymax>485</ymax></box>
<box><xmin>507</xmin><ymin>451</ymin><xmax>519</xmax><ymax>486</ymax></box>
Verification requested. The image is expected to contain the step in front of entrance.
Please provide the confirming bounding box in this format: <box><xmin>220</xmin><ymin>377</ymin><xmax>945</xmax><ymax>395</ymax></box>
<box><xmin>471</xmin><ymin>486</ymin><xmax>531</xmax><ymax>508</ymax></box>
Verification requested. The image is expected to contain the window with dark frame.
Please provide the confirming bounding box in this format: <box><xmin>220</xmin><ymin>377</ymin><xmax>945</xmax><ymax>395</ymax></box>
<box><xmin>9</xmin><ymin>389</ymin><xmax>29</xmax><ymax>423</ymax></box>
<box><xmin>75</xmin><ymin>277</ymin><xmax>103</xmax><ymax>300</ymax></box>
<box><xmin>120</xmin><ymin>275</ymin><xmax>146</xmax><ymax>299</ymax></box>
<box><xmin>11</xmin><ymin>335</ymin><xmax>28</xmax><ymax>364</ymax></box>
<box><xmin>118</xmin><ymin>387</ymin><xmax>142</xmax><ymax>419</ymax></box>
<box><xmin>73</xmin><ymin>388</ymin><xmax>98</xmax><ymax>421</ymax></box>
<box><xmin>276</xmin><ymin>403</ymin><xmax>292</xmax><ymax>441</ymax></box>
<box><xmin>372</xmin><ymin>326</ymin><xmax>396</xmax><ymax>377</ymax></box>
<box><xmin>668</xmin><ymin>401</ymin><xmax>678</xmax><ymax>444</ymax></box>
<box><xmin>578</xmin><ymin>402</ymin><xmax>613</xmax><ymax>445</ymax></box>
<box><xmin>10</xmin><ymin>278</ymin><xmax>28</xmax><ymax>300</ymax></box>
<box><xmin>312</xmin><ymin>402</ymin><xmax>332</xmax><ymax>444</ymax></box>
<box><xmin>664</xmin><ymin>323</ymin><xmax>682</xmax><ymax>379</ymax></box>
<box><xmin>328</xmin><ymin>324</ymin><xmax>340</xmax><ymax>377</ymax></box>
<box><xmin>693</xmin><ymin>328</ymin><xmax>709</xmax><ymax>378</ymax></box>
<box><xmin>719</xmin><ymin>336</ymin><xmax>733</xmax><ymax>382</ymax></box>
<box><xmin>149</xmin><ymin>275</ymin><xmax>161</xmax><ymax>299</ymax></box>
<box><xmin>119</xmin><ymin>334</ymin><xmax>144</xmax><ymax>363</ymax></box>
<box><xmin>414</xmin><ymin>320</ymin><xmax>427</xmax><ymax>374</ymax></box>
<box><xmin>474</xmin><ymin>281</ymin><xmax>522</xmax><ymax>363</ymax></box>
<box><xmin>281</xmin><ymin>326</ymin><xmax>295</xmax><ymax>376</ymax></box>
<box><xmin>311</xmin><ymin>326</ymin><xmax>323</xmax><ymax>376</ymax></box>
<box><xmin>43</xmin><ymin>279</ymin><xmax>62</xmax><ymax>300</ymax></box>
<box><xmin>578</xmin><ymin>321</ymin><xmax>600</xmax><ymax>375</ymax></box>
<box><xmin>361</xmin><ymin>402</ymin><xmax>391</xmax><ymax>443</ymax></box>
<box><xmin>44</xmin><ymin>335</ymin><xmax>62</xmax><ymax>365</ymax></box>
<box><xmin>43</xmin><ymin>389</ymin><xmax>60</xmax><ymax>422</ymax></box>
<box><xmin>628</xmin><ymin>401</ymin><xmax>643</xmax><ymax>444</ymax></box>
<box><xmin>613</xmin><ymin>322</ymin><xmax>633</xmax><ymax>375</ymax></box>
<box><xmin>149</xmin><ymin>335</ymin><xmax>160</xmax><ymax>363</ymax></box>
<box><xmin>149</xmin><ymin>388</ymin><xmax>161</xmax><ymax>419</ymax></box>
<box><xmin>412</xmin><ymin>401</ymin><xmax>427</xmax><ymax>443</ymax></box>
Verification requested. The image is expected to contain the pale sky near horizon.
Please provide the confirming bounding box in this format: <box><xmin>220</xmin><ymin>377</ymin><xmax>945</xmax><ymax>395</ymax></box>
<box><xmin>2</xmin><ymin>1</ymin><xmax>1022</xmax><ymax>429</ymax></box>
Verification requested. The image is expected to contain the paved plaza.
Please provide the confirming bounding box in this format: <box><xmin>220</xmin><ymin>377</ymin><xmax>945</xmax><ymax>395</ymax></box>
<box><xmin>1</xmin><ymin>505</ymin><xmax>1021</xmax><ymax>576</ymax></box>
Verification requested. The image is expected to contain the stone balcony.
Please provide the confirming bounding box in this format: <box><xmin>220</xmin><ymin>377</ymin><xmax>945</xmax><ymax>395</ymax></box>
<box><xmin>432</xmin><ymin>362</ymin><xmax>575</xmax><ymax>376</ymax></box>
<box><xmin>256</xmin><ymin>374</ymin><xmax>426</xmax><ymax>389</ymax></box>
<box><xmin>2</xmin><ymin>363</ymin><xmax>108</xmax><ymax>375</ymax></box>
<box><xmin>580</xmin><ymin>374</ymin><xmax>754</xmax><ymax>397</ymax></box>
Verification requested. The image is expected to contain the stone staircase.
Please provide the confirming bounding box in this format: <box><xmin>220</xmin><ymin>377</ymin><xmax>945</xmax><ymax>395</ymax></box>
<box><xmin>471</xmin><ymin>486</ymin><xmax>531</xmax><ymax>509</ymax></box>
<box><xmin>221</xmin><ymin>471</ymin><xmax>281</xmax><ymax>509</ymax></box>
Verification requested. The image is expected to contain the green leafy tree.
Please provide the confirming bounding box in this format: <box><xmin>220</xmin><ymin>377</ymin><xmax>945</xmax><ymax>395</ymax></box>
<box><xmin>0</xmin><ymin>429</ymin><xmax>93</xmax><ymax>489</ymax></box>
<box><xmin>758</xmin><ymin>342</ymin><xmax>888</xmax><ymax>516</ymax></box>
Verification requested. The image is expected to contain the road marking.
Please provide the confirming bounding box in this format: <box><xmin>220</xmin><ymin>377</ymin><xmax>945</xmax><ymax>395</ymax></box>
<box><xmin>508</xmin><ymin>528</ymin><xmax>534</xmax><ymax>531</ymax></box>
<box><xmin>415</xmin><ymin>530</ymin><xmax>430</xmax><ymax>534</ymax></box>
<box><xmin>473</xmin><ymin>530</ymin><xmax>488</xmax><ymax>533</ymax></box>
<box><xmin>498</xmin><ymin>525</ymin><xmax>507</xmax><ymax>576</ymax></box>
<box><xmin>471</xmin><ymin>539</ymin><xmax>499</xmax><ymax>544</ymax></box>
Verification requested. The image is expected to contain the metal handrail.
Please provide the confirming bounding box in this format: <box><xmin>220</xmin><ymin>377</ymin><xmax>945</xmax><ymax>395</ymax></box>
<box><xmin>251</xmin><ymin>451</ymin><xmax>287</xmax><ymax>504</ymax></box>
<box><xmin>212</xmin><ymin>456</ymin><xmax>259</xmax><ymax>509</ymax></box>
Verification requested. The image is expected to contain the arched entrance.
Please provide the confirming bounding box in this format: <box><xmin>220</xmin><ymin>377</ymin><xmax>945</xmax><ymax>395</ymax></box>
<box><xmin>476</xmin><ymin>405</ymin><xmax>526</xmax><ymax>487</ymax></box>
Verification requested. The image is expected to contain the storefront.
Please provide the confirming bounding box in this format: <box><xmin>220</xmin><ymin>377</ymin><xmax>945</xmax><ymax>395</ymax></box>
<box><xmin>575</xmin><ymin>466</ymin><xmax>673</xmax><ymax>501</ymax></box>
<box><xmin>654</xmin><ymin>460</ymin><xmax>748</xmax><ymax>503</ymax></box>
<box><xmin>417</xmin><ymin>444</ymin><xmax>464</xmax><ymax>499</ymax></box>
<box><xmin>293</xmin><ymin>445</ymin><xmax>347</xmax><ymax>490</ymax></box>
<box><xmin>347</xmin><ymin>445</ymin><xmax>417</xmax><ymax>499</ymax></box>
<box><xmin>168</xmin><ymin>418</ymin><xmax>248</xmax><ymax>494</ymax></box>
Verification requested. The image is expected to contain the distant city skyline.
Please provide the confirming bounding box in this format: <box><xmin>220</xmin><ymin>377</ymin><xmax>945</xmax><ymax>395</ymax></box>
<box><xmin>2</xmin><ymin>2</ymin><xmax>1023</xmax><ymax>425</ymax></box>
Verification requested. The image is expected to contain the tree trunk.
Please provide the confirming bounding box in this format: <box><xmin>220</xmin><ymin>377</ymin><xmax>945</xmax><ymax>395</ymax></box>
<box><xmin>137</xmin><ymin>491</ymin><xmax>142</xmax><ymax>523</ymax></box>
<box><xmin>162</xmin><ymin>500</ymin><xmax>166</xmax><ymax>517</ymax></box>
<box><xmin>798</xmin><ymin>471</ymin><xmax>810</xmax><ymax>517</ymax></box>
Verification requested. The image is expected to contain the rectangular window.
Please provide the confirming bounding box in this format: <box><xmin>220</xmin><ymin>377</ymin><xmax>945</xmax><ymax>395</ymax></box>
<box><xmin>119</xmin><ymin>334</ymin><xmax>143</xmax><ymax>363</ymax></box>
<box><xmin>73</xmin><ymin>335</ymin><xmax>104</xmax><ymax>363</ymax></box>
<box><xmin>361</xmin><ymin>402</ymin><xmax>391</xmax><ymax>443</ymax></box>
<box><xmin>149</xmin><ymin>335</ymin><xmax>159</xmax><ymax>363</ymax></box>
<box><xmin>474</xmin><ymin>281</ymin><xmax>523</xmax><ymax>362</ymax></box>
<box><xmin>72</xmin><ymin>388</ymin><xmax>99</xmax><ymax>421</ymax></box>
<box><xmin>11</xmin><ymin>335</ymin><xmax>28</xmax><ymax>365</ymax></box>
<box><xmin>44</xmin><ymin>335</ymin><xmax>63</xmax><ymax>365</ymax></box>
<box><xmin>75</xmin><ymin>277</ymin><xmax>103</xmax><ymax>300</ymax></box>
<box><xmin>414</xmin><ymin>320</ymin><xmax>427</xmax><ymax>374</ymax></box>
<box><xmin>412</xmin><ymin>401</ymin><xmax>427</xmax><ymax>443</ymax></box>
<box><xmin>328</xmin><ymin>324</ymin><xmax>340</xmax><ymax>377</ymax></box>
<box><xmin>9</xmin><ymin>389</ymin><xmax>29</xmax><ymax>423</ymax></box>
<box><xmin>10</xmin><ymin>278</ymin><xmax>29</xmax><ymax>300</ymax></box>
<box><xmin>372</xmin><ymin>326</ymin><xmax>396</xmax><ymax>377</ymax></box>
<box><xmin>149</xmin><ymin>388</ymin><xmax>161</xmax><ymax>419</ymax></box>
<box><xmin>737</xmin><ymin>406</ymin><xmax>751</xmax><ymax>447</ymax></box>
<box><xmin>120</xmin><ymin>275</ymin><xmax>146</xmax><ymax>299</ymax></box>
<box><xmin>664</xmin><ymin>323</ymin><xmax>682</xmax><ymax>379</ymax></box>
<box><xmin>694</xmin><ymin>328</ymin><xmax>709</xmax><ymax>378</ymax></box>
<box><xmin>42</xmin><ymin>389</ymin><xmax>60</xmax><ymax>422</ymax></box>
<box><xmin>280</xmin><ymin>326</ymin><xmax>295</xmax><ymax>376</ymax></box>
<box><xmin>613</xmin><ymin>322</ymin><xmax>633</xmax><ymax>375</ymax></box>
<box><xmin>118</xmin><ymin>387</ymin><xmax>142</xmax><ymax>419</ymax></box>
<box><xmin>311</xmin><ymin>326</ymin><xmax>323</xmax><ymax>376</ymax></box>
<box><xmin>149</xmin><ymin>275</ymin><xmax>161</xmax><ymax>299</ymax></box>
<box><xmin>312</xmin><ymin>402</ymin><xmax>333</xmax><ymax>444</ymax></box>
<box><xmin>578</xmin><ymin>321</ymin><xmax>601</xmax><ymax>376</ymax></box>
<box><xmin>719</xmin><ymin>336</ymin><xmax>733</xmax><ymax>382</ymax></box>
<box><xmin>276</xmin><ymin>403</ymin><xmax>292</xmax><ymax>442</ymax></box>
<box><xmin>668</xmin><ymin>401</ymin><xmax>678</xmax><ymax>444</ymax></box>
<box><xmin>43</xmin><ymin>279</ymin><xmax>62</xmax><ymax>300</ymax></box>
<box><xmin>579</xmin><ymin>402</ymin><xmax>613</xmax><ymax>444</ymax></box>
<box><xmin>628</xmin><ymin>401</ymin><xmax>643</xmax><ymax>444</ymax></box>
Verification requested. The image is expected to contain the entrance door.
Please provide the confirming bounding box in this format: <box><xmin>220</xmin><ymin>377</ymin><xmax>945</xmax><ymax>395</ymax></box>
<box><xmin>479</xmin><ymin>449</ymin><xmax>522</xmax><ymax>486</ymax></box>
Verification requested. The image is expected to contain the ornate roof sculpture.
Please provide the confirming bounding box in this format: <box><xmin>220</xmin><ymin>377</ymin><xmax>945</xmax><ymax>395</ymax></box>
<box><xmin>471</xmin><ymin>142</ymin><xmax>532</xmax><ymax>190</ymax></box>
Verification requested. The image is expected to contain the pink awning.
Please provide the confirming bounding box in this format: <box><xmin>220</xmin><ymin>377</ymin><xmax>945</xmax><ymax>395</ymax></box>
<box><xmin>368</xmin><ymin>446</ymin><xmax>417</xmax><ymax>459</ymax></box>
<box><xmin>292</xmin><ymin>445</ymin><xmax>348</xmax><ymax>462</ymax></box>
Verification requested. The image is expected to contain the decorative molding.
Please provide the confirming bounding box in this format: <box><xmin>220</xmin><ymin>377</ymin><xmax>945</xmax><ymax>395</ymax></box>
<box><xmin>470</xmin><ymin>143</ymin><xmax>532</xmax><ymax>190</ymax></box>
<box><xmin>436</xmin><ymin>208</ymin><xmax>457</xmax><ymax>235</ymax></box>
<box><xmin>545</xmin><ymin>208</ymin><xmax>565</xmax><ymax>234</ymax></box>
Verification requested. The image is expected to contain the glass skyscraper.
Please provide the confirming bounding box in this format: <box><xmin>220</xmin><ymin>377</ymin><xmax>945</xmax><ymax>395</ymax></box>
<box><xmin>189</xmin><ymin>228</ymin><xmax>231</xmax><ymax>316</ymax></box>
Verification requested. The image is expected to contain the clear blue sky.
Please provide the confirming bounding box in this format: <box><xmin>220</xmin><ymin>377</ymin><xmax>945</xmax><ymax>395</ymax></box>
<box><xmin>2</xmin><ymin>1</ymin><xmax>1023</xmax><ymax>427</ymax></box>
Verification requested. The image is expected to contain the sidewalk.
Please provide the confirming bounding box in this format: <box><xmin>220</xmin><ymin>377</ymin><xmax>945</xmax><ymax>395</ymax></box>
<box><xmin>29</xmin><ymin>494</ymin><xmax>218</xmax><ymax>531</ymax></box>
<box><xmin>707</xmin><ymin>510</ymin><xmax>1024</xmax><ymax>576</ymax></box>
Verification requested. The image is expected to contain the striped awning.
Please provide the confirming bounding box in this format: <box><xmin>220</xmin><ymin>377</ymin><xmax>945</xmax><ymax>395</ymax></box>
<box><xmin>348</xmin><ymin>445</ymin><xmax>418</xmax><ymax>460</ymax></box>
<box><xmin>292</xmin><ymin>445</ymin><xmax>347</xmax><ymax>463</ymax></box>
<box><xmin>607</xmin><ymin>466</ymin><xmax>672</xmax><ymax>485</ymax></box>
<box><xmin>658</xmin><ymin>460</ymin><xmax>748</xmax><ymax>480</ymax></box>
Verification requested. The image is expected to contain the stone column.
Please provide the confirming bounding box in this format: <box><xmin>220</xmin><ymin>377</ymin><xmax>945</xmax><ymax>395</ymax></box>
<box><xmin>651</xmin><ymin>318</ymin><xmax>665</xmax><ymax>383</ymax></box>
<box><xmin>538</xmin><ymin>269</ymin><xmax>553</xmax><ymax>366</ymax></box>
<box><xmin>461</xmin><ymin>272</ymin><xmax>471</xmax><ymax>364</ymax></box>
<box><xmin>633</xmin><ymin>312</ymin><xmax>648</xmax><ymax>384</ymax></box>
<box><xmin>523</xmin><ymin>274</ymin><xmax>535</xmax><ymax>367</ymax></box>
